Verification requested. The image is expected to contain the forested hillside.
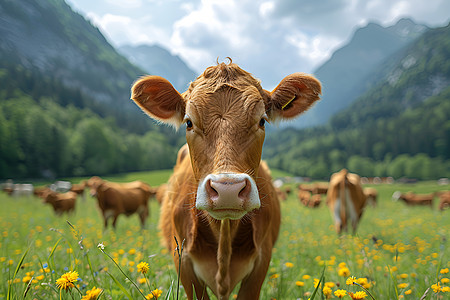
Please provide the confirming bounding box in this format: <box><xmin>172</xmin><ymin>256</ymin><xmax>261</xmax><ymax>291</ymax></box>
<box><xmin>290</xmin><ymin>18</ymin><xmax>427</xmax><ymax>128</ymax></box>
<box><xmin>264</xmin><ymin>24</ymin><xmax>450</xmax><ymax>180</ymax></box>
<box><xmin>0</xmin><ymin>0</ymin><xmax>183</xmax><ymax>179</ymax></box>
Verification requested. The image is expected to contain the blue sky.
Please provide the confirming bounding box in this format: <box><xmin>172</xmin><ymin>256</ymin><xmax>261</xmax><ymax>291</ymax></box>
<box><xmin>66</xmin><ymin>0</ymin><xmax>450</xmax><ymax>89</ymax></box>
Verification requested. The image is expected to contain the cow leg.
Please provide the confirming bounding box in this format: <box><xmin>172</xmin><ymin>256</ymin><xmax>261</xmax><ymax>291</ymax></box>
<box><xmin>112</xmin><ymin>214</ymin><xmax>119</xmax><ymax>229</ymax></box>
<box><xmin>176</xmin><ymin>257</ymin><xmax>210</xmax><ymax>300</ymax></box>
<box><xmin>236</xmin><ymin>255</ymin><xmax>271</xmax><ymax>299</ymax></box>
<box><xmin>139</xmin><ymin>207</ymin><xmax>148</xmax><ymax>229</ymax></box>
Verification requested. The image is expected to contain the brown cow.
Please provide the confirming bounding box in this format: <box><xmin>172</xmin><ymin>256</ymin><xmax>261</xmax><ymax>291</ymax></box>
<box><xmin>90</xmin><ymin>179</ymin><xmax>153</xmax><ymax>229</ymax></box>
<box><xmin>299</xmin><ymin>183</ymin><xmax>328</xmax><ymax>195</ymax></box>
<box><xmin>298</xmin><ymin>190</ymin><xmax>321</xmax><ymax>208</ymax></box>
<box><xmin>436</xmin><ymin>191</ymin><xmax>450</xmax><ymax>211</ymax></box>
<box><xmin>327</xmin><ymin>169</ymin><xmax>367</xmax><ymax>234</ymax></box>
<box><xmin>43</xmin><ymin>190</ymin><xmax>77</xmax><ymax>215</ymax></box>
<box><xmin>363</xmin><ymin>187</ymin><xmax>378</xmax><ymax>207</ymax></box>
<box><xmin>131</xmin><ymin>61</ymin><xmax>321</xmax><ymax>299</ymax></box>
<box><xmin>392</xmin><ymin>191</ymin><xmax>434</xmax><ymax>207</ymax></box>
<box><xmin>70</xmin><ymin>182</ymin><xmax>86</xmax><ymax>201</ymax></box>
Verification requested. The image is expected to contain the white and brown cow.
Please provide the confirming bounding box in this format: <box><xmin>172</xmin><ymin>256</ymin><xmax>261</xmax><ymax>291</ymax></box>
<box><xmin>327</xmin><ymin>169</ymin><xmax>367</xmax><ymax>234</ymax></box>
<box><xmin>131</xmin><ymin>61</ymin><xmax>321</xmax><ymax>299</ymax></box>
<box><xmin>392</xmin><ymin>191</ymin><xmax>434</xmax><ymax>207</ymax></box>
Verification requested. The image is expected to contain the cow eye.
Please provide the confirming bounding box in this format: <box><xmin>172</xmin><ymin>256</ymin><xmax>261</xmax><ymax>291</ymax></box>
<box><xmin>186</xmin><ymin>119</ymin><xmax>193</xmax><ymax>130</ymax></box>
<box><xmin>259</xmin><ymin>118</ymin><xmax>266</xmax><ymax>127</ymax></box>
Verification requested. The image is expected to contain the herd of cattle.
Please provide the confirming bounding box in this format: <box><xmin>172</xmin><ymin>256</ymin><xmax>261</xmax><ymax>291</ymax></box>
<box><xmin>2</xmin><ymin>62</ymin><xmax>450</xmax><ymax>299</ymax></box>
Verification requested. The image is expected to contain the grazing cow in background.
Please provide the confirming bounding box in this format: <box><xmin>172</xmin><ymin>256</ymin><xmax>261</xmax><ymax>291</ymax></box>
<box><xmin>34</xmin><ymin>186</ymin><xmax>50</xmax><ymax>198</ymax></box>
<box><xmin>42</xmin><ymin>190</ymin><xmax>77</xmax><ymax>215</ymax></box>
<box><xmin>392</xmin><ymin>191</ymin><xmax>434</xmax><ymax>207</ymax></box>
<box><xmin>299</xmin><ymin>183</ymin><xmax>328</xmax><ymax>195</ymax></box>
<box><xmin>88</xmin><ymin>177</ymin><xmax>153</xmax><ymax>229</ymax></box>
<box><xmin>327</xmin><ymin>169</ymin><xmax>367</xmax><ymax>234</ymax></box>
<box><xmin>436</xmin><ymin>191</ymin><xmax>450</xmax><ymax>211</ymax></box>
<box><xmin>131</xmin><ymin>60</ymin><xmax>321</xmax><ymax>299</ymax></box>
<box><xmin>70</xmin><ymin>182</ymin><xmax>86</xmax><ymax>201</ymax></box>
<box><xmin>298</xmin><ymin>190</ymin><xmax>321</xmax><ymax>208</ymax></box>
<box><xmin>363</xmin><ymin>187</ymin><xmax>378</xmax><ymax>207</ymax></box>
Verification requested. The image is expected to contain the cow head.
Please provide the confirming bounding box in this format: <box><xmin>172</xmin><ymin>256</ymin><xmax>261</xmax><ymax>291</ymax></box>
<box><xmin>131</xmin><ymin>62</ymin><xmax>321</xmax><ymax>220</ymax></box>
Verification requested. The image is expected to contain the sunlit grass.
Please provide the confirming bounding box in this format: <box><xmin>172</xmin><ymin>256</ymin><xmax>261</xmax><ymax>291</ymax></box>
<box><xmin>0</xmin><ymin>175</ymin><xmax>448</xmax><ymax>299</ymax></box>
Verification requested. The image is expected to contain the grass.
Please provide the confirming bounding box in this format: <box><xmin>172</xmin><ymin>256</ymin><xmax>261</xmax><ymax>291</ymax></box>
<box><xmin>0</xmin><ymin>170</ymin><xmax>449</xmax><ymax>299</ymax></box>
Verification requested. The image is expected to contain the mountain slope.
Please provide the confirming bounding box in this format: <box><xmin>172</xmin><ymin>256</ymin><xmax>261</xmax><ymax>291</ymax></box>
<box><xmin>0</xmin><ymin>0</ymin><xmax>184</xmax><ymax>178</ymax></box>
<box><xmin>263</xmin><ymin>23</ymin><xmax>450</xmax><ymax>179</ymax></box>
<box><xmin>119</xmin><ymin>44</ymin><xmax>198</xmax><ymax>91</ymax></box>
<box><xmin>0</xmin><ymin>0</ymin><xmax>151</xmax><ymax>132</ymax></box>
<box><xmin>290</xmin><ymin>18</ymin><xmax>427</xmax><ymax>128</ymax></box>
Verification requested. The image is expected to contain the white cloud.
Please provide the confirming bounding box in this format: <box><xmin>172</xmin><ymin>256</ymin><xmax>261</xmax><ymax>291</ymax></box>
<box><xmin>68</xmin><ymin>0</ymin><xmax>450</xmax><ymax>88</ymax></box>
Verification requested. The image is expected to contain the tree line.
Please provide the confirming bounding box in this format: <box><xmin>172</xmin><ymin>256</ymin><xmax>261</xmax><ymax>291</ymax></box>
<box><xmin>264</xmin><ymin>87</ymin><xmax>450</xmax><ymax>180</ymax></box>
<box><xmin>0</xmin><ymin>92</ymin><xmax>181</xmax><ymax>179</ymax></box>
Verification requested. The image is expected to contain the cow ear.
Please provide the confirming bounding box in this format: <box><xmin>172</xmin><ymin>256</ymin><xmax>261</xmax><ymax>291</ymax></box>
<box><xmin>266</xmin><ymin>73</ymin><xmax>321</xmax><ymax>120</ymax></box>
<box><xmin>131</xmin><ymin>75</ymin><xmax>185</xmax><ymax>128</ymax></box>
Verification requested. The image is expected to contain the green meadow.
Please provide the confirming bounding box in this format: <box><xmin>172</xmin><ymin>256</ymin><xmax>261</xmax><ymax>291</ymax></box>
<box><xmin>0</xmin><ymin>170</ymin><xmax>448</xmax><ymax>299</ymax></box>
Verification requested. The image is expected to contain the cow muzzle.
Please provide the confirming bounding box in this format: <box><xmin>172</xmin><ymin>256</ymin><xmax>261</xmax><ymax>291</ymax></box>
<box><xmin>196</xmin><ymin>173</ymin><xmax>260</xmax><ymax>220</ymax></box>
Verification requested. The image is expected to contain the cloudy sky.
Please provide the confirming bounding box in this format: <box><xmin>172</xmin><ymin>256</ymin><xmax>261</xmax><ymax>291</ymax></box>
<box><xmin>66</xmin><ymin>0</ymin><xmax>449</xmax><ymax>88</ymax></box>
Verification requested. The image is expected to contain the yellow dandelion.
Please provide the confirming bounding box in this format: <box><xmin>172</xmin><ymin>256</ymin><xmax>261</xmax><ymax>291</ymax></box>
<box><xmin>398</xmin><ymin>283</ymin><xmax>409</xmax><ymax>289</ymax></box>
<box><xmin>405</xmin><ymin>289</ymin><xmax>412</xmax><ymax>295</ymax></box>
<box><xmin>137</xmin><ymin>262</ymin><xmax>149</xmax><ymax>274</ymax></box>
<box><xmin>56</xmin><ymin>271</ymin><xmax>79</xmax><ymax>291</ymax></box>
<box><xmin>334</xmin><ymin>289</ymin><xmax>347</xmax><ymax>298</ymax></box>
<box><xmin>313</xmin><ymin>278</ymin><xmax>320</xmax><ymax>288</ymax></box>
<box><xmin>285</xmin><ymin>262</ymin><xmax>294</xmax><ymax>268</ymax></box>
<box><xmin>399</xmin><ymin>273</ymin><xmax>408</xmax><ymax>279</ymax></box>
<box><xmin>146</xmin><ymin>288</ymin><xmax>163</xmax><ymax>299</ymax></box>
<box><xmin>338</xmin><ymin>267</ymin><xmax>350</xmax><ymax>277</ymax></box>
<box><xmin>295</xmin><ymin>281</ymin><xmax>304</xmax><ymax>287</ymax></box>
<box><xmin>431</xmin><ymin>283</ymin><xmax>441</xmax><ymax>293</ymax></box>
<box><xmin>349</xmin><ymin>291</ymin><xmax>367</xmax><ymax>299</ymax></box>
<box><xmin>440</xmin><ymin>268</ymin><xmax>449</xmax><ymax>274</ymax></box>
<box><xmin>270</xmin><ymin>273</ymin><xmax>280</xmax><ymax>279</ymax></box>
<box><xmin>138</xmin><ymin>277</ymin><xmax>148</xmax><ymax>284</ymax></box>
<box><xmin>346</xmin><ymin>276</ymin><xmax>357</xmax><ymax>285</ymax></box>
<box><xmin>323</xmin><ymin>286</ymin><xmax>332</xmax><ymax>297</ymax></box>
<box><xmin>82</xmin><ymin>286</ymin><xmax>102</xmax><ymax>300</ymax></box>
<box><xmin>338</xmin><ymin>262</ymin><xmax>347</xmax><ymax>269</ymax></box>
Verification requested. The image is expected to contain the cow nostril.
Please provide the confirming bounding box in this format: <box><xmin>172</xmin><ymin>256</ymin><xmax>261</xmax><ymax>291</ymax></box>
<box><xmin>206</xmin><ymin>179</ymin><xmax>219</xmax><ymax>199</ymax></box>
<box><xmin>238</xmin><ymin>179</ymin><xmax>251</xmax><ymax>200</ymax></box>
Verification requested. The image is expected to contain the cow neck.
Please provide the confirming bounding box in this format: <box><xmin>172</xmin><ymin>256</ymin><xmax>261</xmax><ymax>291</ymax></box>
<box><xmin>216</xmin><ymin>219</ymin><xmax>232</xmax><ymax>299</ymax></box>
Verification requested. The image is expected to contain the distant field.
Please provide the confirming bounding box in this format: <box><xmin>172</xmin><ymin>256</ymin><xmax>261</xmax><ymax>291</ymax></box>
<box><xmin>0</xmin><ymin>170</ymin><xmax>449</xmax><ymax>299</ymax></box>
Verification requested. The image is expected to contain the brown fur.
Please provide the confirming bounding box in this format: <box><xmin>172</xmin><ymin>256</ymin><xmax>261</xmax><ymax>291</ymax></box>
<box><xmin>436</xmin><ymin>191</ymin><xmax>450</xmax><ymax>211</ymax></box>
<box><xmin>43</xmin><ymin>190</ymin><xmax>77</xmax><ymax>215</ymax></box>
<box><xmin>298</xmin><ymin>190</ymin><xmax>321</xmax><ymax>208</ymax></box>
<box><xmin>394</xmin><ymin>192</ymin><xmax>434</xmax><ymax>207</ymax></box>
<box><xmin>327</xmin><ymin>169</ymin><xmax>367</xmax><ymax>234</ymax></box>
<box><xmin>88</xmin><ymin>177</ymin><xmax>152</xmax><ymax>229</ymax></box>
<box><xmin>299</xmin><ymin>183</ymin><xmax>328</xmax><ymax>195</ymax></box>
<box><xmin>131</xmin><ymin>61</ymin><xmax>321</xmax><ymax>299</ymax></box>
<box><xmin>363</xmin><ymin>187</ymin><xmax>378</xmax><ymax>207</ymax></box>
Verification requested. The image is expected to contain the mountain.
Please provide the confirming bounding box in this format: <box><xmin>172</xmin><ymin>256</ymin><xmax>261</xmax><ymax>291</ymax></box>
<box><xmin>289</xmin><ymin>18</ymin><xmax>428</xmax><ymax>128</ymax></box>
<box><xmin>0</xmin><ymin>0</ymin><xmax>183</xmax><ymax>179</ymax></box>
<box><xmin>0</xmin><ymin>0</ymin><xmax>151</xmax><ymax>133</ymax></box>
<box><xmin>263</xmin><ymin>23</ymin><xmax>450</xmax><ymax>179</ymax></box>
<box><xmin>119</xmin><ymin>44</ymin><xmax>198</xmax><ymax>92</ymax></box>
